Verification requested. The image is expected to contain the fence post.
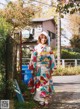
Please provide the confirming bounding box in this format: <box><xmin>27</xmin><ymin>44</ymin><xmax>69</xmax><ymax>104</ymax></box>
<box><xmin>75</xmin><ymin>59</ymin><xmax>77</xmax><ymax>66</ymax></box>
<box><xmin>62</xmin><ymin>59</ymin><xmax>65</xmax><ymax>68</ymax></box>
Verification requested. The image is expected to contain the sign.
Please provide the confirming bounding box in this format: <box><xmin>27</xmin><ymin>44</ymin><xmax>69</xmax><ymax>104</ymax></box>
<box><xmin>22</xmin><ymin>30</ymin><xmax>30</xmax><ymax>38</ymax></box>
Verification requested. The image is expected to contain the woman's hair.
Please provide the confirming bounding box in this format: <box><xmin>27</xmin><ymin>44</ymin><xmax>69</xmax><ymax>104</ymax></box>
<box><xmin>38</xmin><ymin>34</ymin><xmax>48</xmax><ymax>45</ymax></box>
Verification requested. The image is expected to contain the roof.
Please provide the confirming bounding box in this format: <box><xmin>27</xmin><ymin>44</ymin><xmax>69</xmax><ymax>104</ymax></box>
<box><xmin>32</xmin><ymin>17</ymin><xmax>54</xmax><ymax>22</ymax></box>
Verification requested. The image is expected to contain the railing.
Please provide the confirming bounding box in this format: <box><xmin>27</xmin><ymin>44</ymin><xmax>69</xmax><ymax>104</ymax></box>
<box><xmin>22</xmin><ymin>57</ymin><xmax>80</xmax><ymax>67</ymax></box>
<box><xmin>22</xmin><ymin>57</ymin><xmax>30</xmax><ymax>65</ymax></box>
<box><xmin>56</xmin><ymin>59</ymin><xmax>80</xmax><ymax>67</ymax></box>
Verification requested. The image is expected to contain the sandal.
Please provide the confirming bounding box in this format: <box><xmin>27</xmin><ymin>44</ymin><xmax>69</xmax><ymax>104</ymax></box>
<box><xmin>45</xmin><ymin>100</ymin><xmax>49</xmax><ymax>105</ymax></box>
<box><xmin>39</xmin><ymin>101</ymin><xmax>45</xmax><ymax>106</ymax></box>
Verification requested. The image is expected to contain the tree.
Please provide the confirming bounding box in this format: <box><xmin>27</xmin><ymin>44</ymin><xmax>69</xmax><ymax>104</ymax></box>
<box><xmin>70</xmin><ymin>34</ymin><xmax>80</xmax><ymax>48</ymax></box>
<box><xmin>64</xmin><ymin>14</ymin><xmax>80</xmax><ymax>35</ymax></box>
<box><xmin>0</xmin><ymin>17</ymin><xmax>13</xmax><ymax>99</ymax></box>
<box><xmin>54</xmin><ymin>0</ymin><xmax>80</xmax><ymax>66</ymax></box>
<box><xmin>0</xmin><ymin>17</ymin><xmax>13</xmax><ymax>39</ymax></box>
<box><xmin>0</xmin><ymin>0</ymin><xmax>35</xmax><ymax>31</ymax></box>
<box><xmin>0</xmin><ymin>17</ymin><xmax>12</xmax><ymax>71</ymax></box>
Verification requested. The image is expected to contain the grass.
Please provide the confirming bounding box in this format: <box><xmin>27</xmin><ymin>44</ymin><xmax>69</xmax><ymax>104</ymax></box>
<box><xmin>13</xmin><ymin>82</ymin><xmax>39</xmax><ymax>109</ymax></box>
<box><xmin>14</xmin><ymin>100</ymin><xmax>37</xmax><ymax>109</ymax></box>
<box><xmin>53</xmin><ymin>66</ymin><xmax>80</xmax><ymax>76</ymax></box>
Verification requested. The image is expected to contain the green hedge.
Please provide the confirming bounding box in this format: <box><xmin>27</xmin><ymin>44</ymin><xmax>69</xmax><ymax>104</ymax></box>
<box><xmin>61</xmin><ymin>49</ymin><xmax>80</xmax><ymax>59</ymax></box>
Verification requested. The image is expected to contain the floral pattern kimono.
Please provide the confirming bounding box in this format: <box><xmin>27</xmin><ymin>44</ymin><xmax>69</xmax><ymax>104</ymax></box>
<box><xmin>28</xmin><ymin>44</ymin><xmax>56</xmax><ymax>101</ymax></box>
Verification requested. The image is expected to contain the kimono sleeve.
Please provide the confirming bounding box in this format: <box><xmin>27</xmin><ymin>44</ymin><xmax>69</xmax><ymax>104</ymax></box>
<box><xmin>28</xmin><ymin>48</ymin><xmax>37</xmax><ymax>70</ymax></box>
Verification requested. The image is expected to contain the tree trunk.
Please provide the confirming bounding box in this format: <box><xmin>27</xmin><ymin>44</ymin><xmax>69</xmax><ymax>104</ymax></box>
<box><xmin>5</xmin><ymin>36</ymin><xmax>17</xmax><ymax>99</ymax></box>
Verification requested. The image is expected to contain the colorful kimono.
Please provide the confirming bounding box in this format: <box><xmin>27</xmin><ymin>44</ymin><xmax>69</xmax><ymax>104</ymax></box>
<box><xmin>28</xmin><ymin>44</ymin><xmax>56</xmax><ymax>102</ymax></box>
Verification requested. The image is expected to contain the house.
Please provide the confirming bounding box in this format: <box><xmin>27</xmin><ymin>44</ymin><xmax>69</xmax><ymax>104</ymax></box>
<box><xmin>20</xmin><ymin>17</ymin><xmax>57</xmax><ymax>48</ymax></box>
<box><xmin>31</xmin><ymin>17</ymin><xmax>57</xmax><ymax>48</ymax></box>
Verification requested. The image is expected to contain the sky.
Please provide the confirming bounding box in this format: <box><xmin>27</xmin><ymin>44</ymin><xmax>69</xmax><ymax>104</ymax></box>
<box><xmin>0</xmin><ymin>0</ymin><xmax>17</xmax><ymax>9</ymax></box>
<box><xmin>0</xmin><ymin>0</ymin><xmax>7</xmax><ymax>9</ymax></box>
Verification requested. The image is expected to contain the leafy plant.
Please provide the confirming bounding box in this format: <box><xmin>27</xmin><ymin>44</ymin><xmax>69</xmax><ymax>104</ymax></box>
<box><xmin>0</xmin><ymin>17</ymin><xmax>13</xmax><ymax>99</ymax></box>
<box><xmin>70</xmin><ymin>34</ymin><xmax>80</xmax><ymax>49</ymax></box>
<box><xmin>61</xmin><ymin>49</ymin><xmax>80</xmax><ymax>59</ymax></box>
<box><xmin>14</xmin><ymin>100</ymin><xmax>37</xmax><ymax>109</ymax></box>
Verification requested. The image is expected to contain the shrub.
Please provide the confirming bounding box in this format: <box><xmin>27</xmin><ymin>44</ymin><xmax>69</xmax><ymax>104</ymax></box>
<box><xmin>53</xmin><ymin>66</ymin><xmax>80</xmax><ymax>76</ymax></box>
<box><xmin>61</xmin><ymin>49</ymin><xmax>80</xmax><ymax>59</ymax></box>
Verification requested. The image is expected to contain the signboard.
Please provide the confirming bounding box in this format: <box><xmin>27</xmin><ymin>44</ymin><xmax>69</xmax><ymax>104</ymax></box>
<box><xmin>22</xmin><ymin>30</ymin><xmax>30</xmax><ymax>38</ymax></box>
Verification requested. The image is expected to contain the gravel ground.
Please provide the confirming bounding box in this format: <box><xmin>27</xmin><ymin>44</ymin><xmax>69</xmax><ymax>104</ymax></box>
<box><xmin>34</xmin><ymin>75</ymin><xmax>80</xmax><ymax>109</ymax></box>
<box><xmin>34</xmin><ymin>91</ymin><xmax>80</xmax><ymax>109</ymax></box>
<box><xmin>48</xmin><ymin>91</ymin><xmax>80</xmax><ymax>109</ymax></box>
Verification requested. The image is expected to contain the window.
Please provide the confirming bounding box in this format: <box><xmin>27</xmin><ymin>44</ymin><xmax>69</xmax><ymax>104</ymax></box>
<box><xmin>48</xmin><ymin>31</ymin><xmax>56</xmax><ymax>40</ymax></box>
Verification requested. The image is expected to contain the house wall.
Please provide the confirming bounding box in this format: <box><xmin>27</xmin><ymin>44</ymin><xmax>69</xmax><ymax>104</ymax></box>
<box><xmin>33</xmin><ymin>26</ymin><xmax>42</xmax><ymax>40</ymax></box>
<box><xmin>32</xmin><ymin>20</ymin><xmax>57</xmax><ymax>48</ymax></box>
<box><xmin>42</xmin><ymin>20</ymin><xmax>56</xmax><ymax>33</ymax></box>
<box><xmin>50</xmin><ymin>39</ymin><xmax>57</xmax><ymax>49</ymax></box>
<box><xmin>42</xmin><ymin>20</ymin><xmax>57</xmax><ymax>48</ymax></box>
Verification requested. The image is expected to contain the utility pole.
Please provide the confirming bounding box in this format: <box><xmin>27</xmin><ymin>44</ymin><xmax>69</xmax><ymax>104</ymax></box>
<box><xmin>49</xmin><ymin>0</ymin><xmax>61</xmax><ymax>66</ymax></box>
<box><xmin>57</xmin><ymin>11</ymin><xmax>61</xmax><ymax>66</ymax></box>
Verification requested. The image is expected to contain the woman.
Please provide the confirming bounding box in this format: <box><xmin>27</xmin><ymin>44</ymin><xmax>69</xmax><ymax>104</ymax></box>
<box><xmin>28</xmin><ymin>31</ymin><xmax>56</xmax><ymax>106</ymax></box>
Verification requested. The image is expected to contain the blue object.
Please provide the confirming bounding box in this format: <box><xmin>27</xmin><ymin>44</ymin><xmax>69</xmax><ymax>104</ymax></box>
<box><xmin>14</xmin><ymin>79</ymin><xmax>24</xmax><ymax>102</ymax></box>
<box><xmin>22</xmin><ymin>65</ymin><xmax>28</xmax><ymax>71</ymax></box>
<box><xmin>22</xmin><ymin>65</ymin><xmax>33</xmax><ymax>85</ymax></box>
<box><xmin>22</xmin><ymin>65</ymin><xmax>28</xmax><ymax>74</ymax></box>
<box><xmin>24</xmin><ymin>72</ymin><xmax>33</xmax><ymax>84</ymax></box>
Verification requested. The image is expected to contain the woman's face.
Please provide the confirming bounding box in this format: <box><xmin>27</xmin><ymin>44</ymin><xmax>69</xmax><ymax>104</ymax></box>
<box><xmin>40</xmin><ymin>34</ymin><xmax>47</xmax><ymax>44</ymax></box>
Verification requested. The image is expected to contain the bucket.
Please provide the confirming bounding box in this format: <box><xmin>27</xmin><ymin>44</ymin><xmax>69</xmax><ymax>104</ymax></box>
<box><xmin>24</xmin><ymin>73</ymin><xmax>33</xmax><ymax>84</ymax></box>
<box><xmin>22</xmin><ymin>65</ymin><xmax>28</xmax><ymax>71</ymax></box>
<box><xmin>22</xmin><ymin>65</ymin><xmax>33</xmax><ymax>85</ymax></box>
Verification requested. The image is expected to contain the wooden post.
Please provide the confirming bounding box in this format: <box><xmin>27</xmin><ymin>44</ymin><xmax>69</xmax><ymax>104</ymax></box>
<box><xmin>20</xmin><ymin>31</ymin><xmax>22</xmax><ymax>79</ymax></box>
<box><xmin>75</xmin><ymin>59</ymin><xmax>77</xmax><ymax>66</ymax></box>
<box><xmin>62</xmin><ymin>59</ymin><xmax>65</xmax><ymax>68</ymax></box>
